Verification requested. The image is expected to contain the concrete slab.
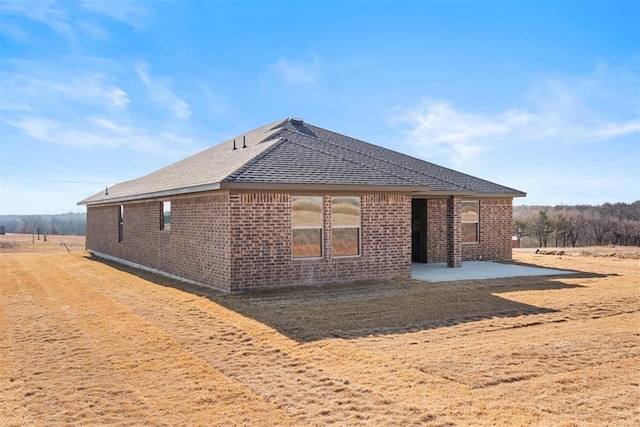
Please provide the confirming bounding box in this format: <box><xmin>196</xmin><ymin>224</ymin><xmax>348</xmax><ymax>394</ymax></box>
<box><xmin>412</xmin><ymin>261</ymin><xmax>576</xmax><ymax>282</ymax></box>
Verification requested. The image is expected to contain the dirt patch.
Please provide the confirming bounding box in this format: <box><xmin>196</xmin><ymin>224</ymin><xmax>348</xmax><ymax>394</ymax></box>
<box><xmin>515</xmin><ymin>246</ymin><xmax>640</xmax><ymax>259</ymax></box>
<box><xmin>0</xmin><ymin>234</ymin><xmax>85</xmax><ymax>253</ymax></box>
<box><xmin>0</xmin><ymin>247</ymin><xmax>638</xmax><ymax>426</ymax></box>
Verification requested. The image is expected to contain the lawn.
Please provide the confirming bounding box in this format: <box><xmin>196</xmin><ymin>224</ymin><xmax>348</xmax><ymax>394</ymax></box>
<box><xmin>1</xmin><ymin>236</ymin><xmax>638</xmax><ymax>425</ymax></box>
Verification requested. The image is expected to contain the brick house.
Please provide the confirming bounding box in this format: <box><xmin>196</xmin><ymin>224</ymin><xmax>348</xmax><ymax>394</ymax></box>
<box><xmin>79</xmin><ymin>118</ymin><xmax>525</xmax><ymax>292</ymax></box>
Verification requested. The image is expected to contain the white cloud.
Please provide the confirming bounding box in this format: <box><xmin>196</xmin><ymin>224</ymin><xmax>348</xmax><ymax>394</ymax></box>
<box><xmin>391</xmin><ymin>65</ymin><xmax>640</xmax><ymax>168</ymax></box>
<box><xmin>268</xmin><ymin>55</ymin><xmax>320</xmax><ymax>85</ymax></box>
<box><xmin>0</xmin><ymin>72</ymin><xmax>129</xmax><ymax>110</ymax></box>
<box><xmin>1</xmin><ymin>0</ymin><xmax>147</xmax><ymax>46</ymax></box>
<box><xmin>6</xmin><ymin>115</ymin><xmax>173</xmax><ymax>153</ymax></box>
<box><xmin>0</xmin><ymin>0</ymin><xmax>74</xmax><ymax>41</ymax></box>
<box><xmin>1</xmin><ymin>59</ymin><xmax>201</xmax><ymax>156</ymax></box>
<box><xmin>136</xmin><ymin>63</ymin><xmax>192</xmax><ymax>119</ymax></box>
<box><xmin>390</xmin><ymin>101</ymin><xmax>535</xmax><ymax>167</ymax></box>
<box><xmin>80</xmin><ymin>0</ymin><xmax>148</xmax><ymax>29</ymax></box>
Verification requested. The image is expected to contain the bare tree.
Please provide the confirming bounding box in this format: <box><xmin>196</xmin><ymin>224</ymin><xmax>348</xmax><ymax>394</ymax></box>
<box><xmin>531</xmin><ymin>209</ymin><xmax>554</xmax><ymax>248</ymax></box>
<box><xmin>585</xmin><ymin>211</ymin><xmax>613</xmax><ymax>246</ymax></box>
<box><xmin>20</xmin><ymin>215</ymin><xmax>44</xmax><ymax>243</ymax></box>
<box><xmin>564</xmin><ymin>210</ymin><xmax>585</xmax><ymax>247</ymax></box>
<box><xmin>550</xmin><ymin>210</ymin><xmax>568</xmax><ymax>247</ymax></box>
<box><xmin>512</xmin><ymin>218</ymin><xmax>528</xmax><ymax>248</ymax></box>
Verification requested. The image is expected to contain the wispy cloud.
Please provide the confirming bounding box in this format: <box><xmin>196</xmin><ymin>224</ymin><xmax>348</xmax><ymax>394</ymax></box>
<box><xmin>267</xmin><ymin>55</ymin><xmax>321</xmax><ymax>85</ymax></box>
<box><xmin>135</xmin><ymin>63</ymin><xmax>192</xmax><ymax>120</ymax></box>
<box><xmin>0</xmin><ymin>0</ymin><xmax>147</xmax><ymax>46</ymax></box>
<box><xmin>4</xmin><ymin>112</ymin><xmax>201</xmax><ymax>155</ymax></box>
<box><xmin>1</xmin><ymin>58</ymin><xmax>200</xmax><ymax>155</ymax></box>
<box><xmin>0</xmin><ymin>0</ymin><xmax>73</xmax><ymax>37</ymax></box>
<box><xmin>80</xmin><ymin>0</ymin><xmax>148</xmax><ymax>29</ymax></box>
<box><xmin>390</xmin><ymin>101</ymin><xmax>535</xmax><ymax>166</ymax></box>
<box><xmin>391</xmin><ymin>65</ymin><xmax>640</xmax><ymax>168</ymax></box>
<box><xmin>0</xmin><ymin>71</ymin><xmax>129</xmax><ymax>112</ymax></box>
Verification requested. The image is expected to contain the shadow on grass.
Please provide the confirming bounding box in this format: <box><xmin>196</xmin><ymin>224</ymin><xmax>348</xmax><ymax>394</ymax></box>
<box><xmin>86</xmin><ymin>254</ymin><xmax>609</xmax><ymax>343</ymax></box>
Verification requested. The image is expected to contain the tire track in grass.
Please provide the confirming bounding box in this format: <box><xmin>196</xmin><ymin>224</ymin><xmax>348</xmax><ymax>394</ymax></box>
<box><xmin>0</xmin><ymin>254</ymin><xmax>165</xmax><ymax>426</ymax></box>
<box><xmin>1</xmin><ymin>254</ymin><xmax>296</xmax><ymax>426</ymax></box>
<box><xmin>73</xmin><ymin>256</ymin><xmax>458</xmax><ymax>426</ymax></box>
<box><xmin>0</xmin><ymin>287</ymin><xmax>34</xmax><ymax>427</ymax></box>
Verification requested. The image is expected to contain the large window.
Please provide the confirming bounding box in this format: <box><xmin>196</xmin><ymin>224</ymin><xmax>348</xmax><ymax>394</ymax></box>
<box><xmin>461</xmin><ymin>201</ymin><xmax>479</xmax><ymax>243</ymax></box>
<box><xmin>118</xmin><ymin>205</ymin><xmax>124</xmax><ymax>243</ymax></box>
<box><xmin>292</xmin><ymin>196</ymin><xmax>323</xmax><ymax>258</ymax></box>
<box><xmin>331</xmin><ymin>197</ymin><xmax>361</xmax><ymax>256</ymax></box>
<box><xmin>161</xmin><ymin>201</ymin><xmax>171</xmax><ymax>231</ymax></box>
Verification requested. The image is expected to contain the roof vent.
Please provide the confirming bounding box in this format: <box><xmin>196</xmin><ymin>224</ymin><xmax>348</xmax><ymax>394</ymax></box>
<box><xmin>290</xmin><ymin>117</ymin><xmax>304</xmax><ymax>126</ymax></box>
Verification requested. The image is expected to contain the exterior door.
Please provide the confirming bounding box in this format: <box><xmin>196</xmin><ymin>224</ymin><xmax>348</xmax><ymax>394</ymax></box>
<box><xmin>412</xmin><ymin>199</ymin><xmax>427</xmax><ymax>262</ymax></box>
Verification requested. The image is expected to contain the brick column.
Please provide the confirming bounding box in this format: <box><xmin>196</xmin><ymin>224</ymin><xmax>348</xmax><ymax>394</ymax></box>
<box><xmin>447</xmin><ymin>196</ymin><xmax>462</xmax><ymax>267</ymax></box>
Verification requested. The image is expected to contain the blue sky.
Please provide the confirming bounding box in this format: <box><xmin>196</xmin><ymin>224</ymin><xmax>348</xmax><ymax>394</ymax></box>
<box><xmin>1</xmin><ymin>0</ymin><xmax>638</xmax><ymax>215</ymax></box>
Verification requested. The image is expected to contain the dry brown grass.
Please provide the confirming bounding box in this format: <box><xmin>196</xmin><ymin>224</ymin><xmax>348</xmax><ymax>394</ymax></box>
<box><xmin>0</xmin><ymin>234</ymin><xmax>85</xmax><ymax>253</ymax></box>
<box><xmin>0</xmin><ymin>239</ymin><xmax>638</xmax><ymax>426</ymax></box>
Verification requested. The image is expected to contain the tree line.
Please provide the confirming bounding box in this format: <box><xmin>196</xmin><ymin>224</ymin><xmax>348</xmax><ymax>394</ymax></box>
<box><xmin>0</xmin><ymin>213</ymin><xmax>86</xmax><ymax>236</ymax></box>
<box><xmin>513</xmin><ymin>201</ymin><xmax>640</xmax><ymax>248</ymax></box>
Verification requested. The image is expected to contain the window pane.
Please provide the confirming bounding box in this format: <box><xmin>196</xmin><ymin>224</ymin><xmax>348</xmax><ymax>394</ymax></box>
<box><xmin>162</xmin><ymin>201</ymin><xmax>171</xmax><ymax>230</ymax></box>
<box><xmin>461</xmin><ymin>201</ymin><xmax>479</xmax><ymax>222</ymax></box>
<box><xmin>332</xmin><ymin>197</ymin><xmax>360</xmax><ymax>226</ymax></box>
<box><xmin>332</xmin><ymin>227</ymin><xmax>359</xmax><ymax>256</ymax></box>
<box><xmin>292</xmin><ymin>229</ymin><xmax>322</xmax><ymax>258</ymax></box>
<box><xmin>292</xmin><ymin>197</ymin><xmax>323</xmax><ymax>227</ymax></box>
<box><xmin>462</xmin><ymin>222</ymin><xmax>478</xmax><ymax>243</ymax></box>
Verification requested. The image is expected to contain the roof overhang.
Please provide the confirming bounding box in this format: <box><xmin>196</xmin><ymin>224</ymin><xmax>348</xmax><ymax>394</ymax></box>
<box><xmin>78</xmin><ymin>183</ymin><xmax>222</xmax><ymax>206</ymax></box>
<box><xmin>79</xmin><ymin>181</ymin><xmax>526</xmax><ymax>207</ymax></box>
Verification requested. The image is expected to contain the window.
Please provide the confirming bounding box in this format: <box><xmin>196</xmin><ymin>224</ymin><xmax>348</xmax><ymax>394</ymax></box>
<box><xmin>461</xmin><ymin>201</ymin><xmax>479</xmax><ymax>243</ymax></box>
<box><xmin>161</xmin><ymin>201</ymin><xmax>171</xmax><ymax>231</ymax></box>
<box><xmin>118</xmin><ymin>205</ymin><xmax>124</xmax><ymax>243</ymax></box>
<box><xmin>292</xmin><ymin>196</ymin><xmax>323</xmax><ymax>258</ymax></box>
<box><xmin>332</xmin><ymin>196</ymin><xmax>361</xmax><ymax>256</ymax></box>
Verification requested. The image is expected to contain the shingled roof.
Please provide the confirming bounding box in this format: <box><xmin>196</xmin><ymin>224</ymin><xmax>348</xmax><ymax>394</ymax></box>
<box><xmin>78</xmin><ymin>118</ymin><xmax>525</xmax><ymax>206</ymax></box>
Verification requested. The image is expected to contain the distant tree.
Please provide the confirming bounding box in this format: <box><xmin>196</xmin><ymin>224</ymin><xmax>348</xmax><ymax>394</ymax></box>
<box><xmin>550</xmin><ymin>210</ymin><xmax>568</xmax><ymax>247</ymax></box>
<box><xmin>531</xmin><ymin>210</ymin><xmax>554</xmax><ymax>248</ymax></box>
<box><xmin>564</xmin><ymin>210</ymin><xmax>585</xmax><ymax>247</ymax></box>
<box><xmin>20</xmin><ymin>215</ymin><xmax>44</xmax><ymax>243</ymax></box>
<box><xmin>585</xmin><ymin>211</ymin><xmax>613</xmax><ymax>246</ymax></box>
<box><xmin>512</xmin><ymin>218</ymin><xmax>528</xmax><ymax>247</ymax></box>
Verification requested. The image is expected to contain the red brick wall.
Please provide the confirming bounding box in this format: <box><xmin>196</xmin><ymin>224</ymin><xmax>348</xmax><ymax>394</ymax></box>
<box><xmin>421</xmin><ymin>197</ymin><xmax>513</xmax><ymax>263</ymax></box>
<box><xmin>426</xmin><ymin>199</ymin><xmax>447</xmax><ymax>262</ymax></box>
<box><xmin>160</xmin><ymin>195</ymin><xmax>231</xmax><ymax>290</ymax></box>
<box><xmin>462</xmin><ymin>198</ymin><xmax>513</xmax><ymax>261</ymax></box>
<box><xmin>86</xmin><ymin>194</ymin><xmax>232</xmax><ymax>291</ymax></box>
<box><xmin>228</xmin><ymin>192</ymin><xmax>412</xmax><ymax>291</ymax></box>
<box><xmin>86</xmin><ymin>204</ymin><xmax>121</xmax><ymax>256</ymax></box>
<box><xmin>86</xmin><ymin>192</ymin><xmax>512</xmax><ymax>292</ymax></box>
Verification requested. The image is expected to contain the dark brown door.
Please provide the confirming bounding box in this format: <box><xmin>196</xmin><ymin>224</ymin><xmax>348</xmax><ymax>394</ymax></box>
<box><xmin>412</xmin><ymin>199</ymin><xmax>427</xmax><ymax>262</ymax></box>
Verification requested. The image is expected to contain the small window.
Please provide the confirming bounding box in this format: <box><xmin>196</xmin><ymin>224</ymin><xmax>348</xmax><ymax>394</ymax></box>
<box><xmin>461</xmin><ymin>201</ymin><xmax>479</xmax><ymax>243</ymax></box>
<box><xmin>332</xmin><ymin>197</ymin><xmax>361</xmax><ymax>256</ymax></box>
<box><xmin>118</xmin><ymin>205</ymin><xmax>124</xmax><ymax>243</ymax></box>
<box><xmin>292</xmin><ymin>196</ymin><xmax>323</xmax><ymax>258</ymax></box>
<box><xmin>161</xmin><ymin>201</ymin><xmax>171</xmax><ymax>231</ymax></box>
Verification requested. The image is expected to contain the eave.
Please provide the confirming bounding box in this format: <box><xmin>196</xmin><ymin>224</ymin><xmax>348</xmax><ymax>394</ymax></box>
<box><xmin>78</xmin><ymin>180</ymin><xmax>526</xmax><ymax>207</ymax></box>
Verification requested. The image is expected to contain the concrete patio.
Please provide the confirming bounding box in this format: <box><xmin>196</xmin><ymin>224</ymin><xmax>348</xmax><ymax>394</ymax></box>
<box><xmin>412</xmin><ymin>261</ymin><xmax>576</xmax><ymax>282</ymax></box>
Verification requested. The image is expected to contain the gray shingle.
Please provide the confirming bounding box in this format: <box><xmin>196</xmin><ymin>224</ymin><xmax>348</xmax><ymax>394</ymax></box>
<box><xmin>79</xmin><ymin>117</ymin><xmax>525</xmax><ymax>206</ymax></box>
